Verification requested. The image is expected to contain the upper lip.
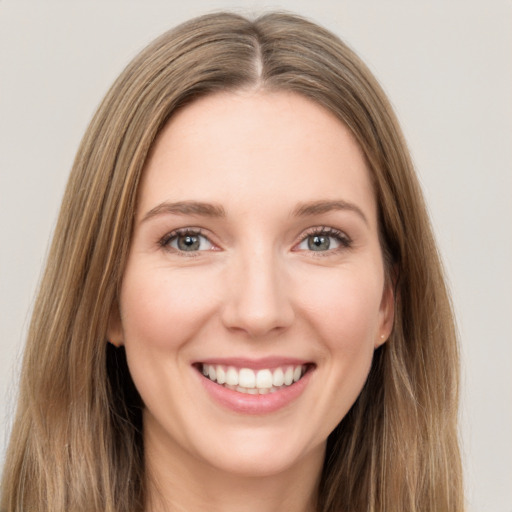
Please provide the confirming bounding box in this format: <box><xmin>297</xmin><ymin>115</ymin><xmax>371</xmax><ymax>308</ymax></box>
<box><xmin>193</xmin><ymin>357</ymin><xmax>313</xmax><ymax>370</ymax></box>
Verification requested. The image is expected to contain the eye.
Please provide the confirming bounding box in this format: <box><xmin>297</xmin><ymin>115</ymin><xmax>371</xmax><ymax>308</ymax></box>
<box><xmin>160</xmin><ymin>229</ymin><xmax>214</xmax><ymax>253</ymax></box>
<box><xmin>295</xmin><ymin>227</ymin><xmax>351</xmax><ymax>252</ymax></box>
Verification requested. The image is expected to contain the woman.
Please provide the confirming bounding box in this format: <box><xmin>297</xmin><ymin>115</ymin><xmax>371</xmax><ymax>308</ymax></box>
<box><xmin>1</xmin><ymin>11</ymin><xmax>463</xmax><ymax>512</ymax></box>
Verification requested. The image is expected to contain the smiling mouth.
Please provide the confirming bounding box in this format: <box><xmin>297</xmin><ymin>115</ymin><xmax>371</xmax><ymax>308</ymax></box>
<box><xmin>195</xmin><ymin>363</ymin><xmax>314</xmax><ymax>395</ymax></box>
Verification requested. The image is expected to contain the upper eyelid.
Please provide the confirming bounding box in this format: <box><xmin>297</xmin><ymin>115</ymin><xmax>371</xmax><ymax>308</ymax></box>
<box><xmin>160</xmin><ymin>227</ymin><xmax>213</xmax><ymax>246</ymax></box>
<box><xmin>162</xmin><ymin>227</ymin><xmax>208</xmax><ymax>238</ymax></box>
<box><xmin>303</xmin><ymin>226</ymin><xmax>345</xmax><ymax>235</ymax></box>
<box><xmin>297</xmin><ymin>226</ymin><xmax>351</xmax><ymax>242</ymax></box>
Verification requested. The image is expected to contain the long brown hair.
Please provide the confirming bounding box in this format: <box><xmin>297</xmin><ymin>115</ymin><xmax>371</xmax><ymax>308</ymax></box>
<box><xmin>1</xmin><ymin>12</ymin><xmax>463</xmax><ymax>512</ymax></box>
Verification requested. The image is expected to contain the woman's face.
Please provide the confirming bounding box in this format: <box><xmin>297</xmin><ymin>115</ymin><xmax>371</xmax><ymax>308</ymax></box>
<box><xmin>110</xmin><ymin>91</ymin><xmax>393</xmax><ymax>479</ymax></box>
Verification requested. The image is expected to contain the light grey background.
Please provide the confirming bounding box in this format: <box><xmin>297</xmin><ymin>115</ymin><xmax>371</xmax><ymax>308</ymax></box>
<box><xmin>1</xmin><ymin>1</ymin><xmax>511</xmax><ymax>511</ymax></box>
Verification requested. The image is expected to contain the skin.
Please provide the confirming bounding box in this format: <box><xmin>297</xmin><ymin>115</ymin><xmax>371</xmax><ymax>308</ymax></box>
<box><xmin>109</xmin><ymin>90</ymin><xmax>394</xmax><ymax>512</ymax></box>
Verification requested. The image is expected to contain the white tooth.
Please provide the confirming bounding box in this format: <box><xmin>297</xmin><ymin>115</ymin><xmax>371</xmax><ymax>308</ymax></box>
<box><xmin>284</xmin><ymin>367</ymin><xmax>294</xmax><ymax>385</ymax></box>
<box><xmin>259</xmin><ymin>388</ymin><xmax>269</xmax><ymax>394</ymax></box>
<box><xmin>225</xmin><ymin>367</ymin><xmax>239</xmax><ymax>386</ymax></box>
<box><xmin>293</xmin><ymin>366</ymin><xmax>302</xmax><ymax>382</ymax></box>
<box><xmin>236</xmin><ymin>386</ymin><xmax>248</xmax><ymax>393</ymax></box>
<box><xmin>270</xmin><ymin>387</ymin><xmax>278</xmax><ymax>393</ymax></box>
<box><xmin>272</xmin><ymin>368</ymin><xmax>284</xmax><ymax>387</ymax></box>
<box><xmin>208</xmin><ymin>365</ymin><xmax>217</xmax><ymax>382</ymax></box>
<box><xmin>239</xmin><ymin>368</ymin><xmax>256</xmax><ymax>388</ymax></box>
<box><xmin>202</xmin><ymin>364</ymin><xmax>209</xmax><ymax>376</ymax></box>
<box><xmin>225</xmin><ymin>384</ymin><xmax>236</xmax><ymax>390</ymax></box>
<box><xmin>216</xmin><ymin>366</ymin><xmax>226</xmax><ymax>384</ymax></box>
<box><xmin>256</xmin><ymin>369</ymin><xmax>273</xmax><ymax>389</ymax></box>
<box><xmin>246</xmin><ymin>388</ymin><xmax>258</xmax><ymax>395</ymax></box>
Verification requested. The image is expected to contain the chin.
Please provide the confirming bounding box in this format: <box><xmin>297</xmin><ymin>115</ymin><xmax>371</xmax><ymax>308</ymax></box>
<box><xmin>189</xmin><ymin>425</ymin><xmax>326</xmax><ymax>479</ymax></box>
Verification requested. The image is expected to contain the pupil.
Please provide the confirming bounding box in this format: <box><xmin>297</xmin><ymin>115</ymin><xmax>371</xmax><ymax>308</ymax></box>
<box><xmin>178</xmin><ymin>235</ymin><xmax>200</xmax><ymax>251</ymax></box>
<box><xmin>308</xmin><ymin>235</ymin><xmax>330</xmax><ymax>251</ymax></box>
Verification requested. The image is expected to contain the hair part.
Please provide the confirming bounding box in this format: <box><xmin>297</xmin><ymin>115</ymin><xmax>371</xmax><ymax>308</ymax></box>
<box><xmin>1</xmin><ymin>11</ymin><xmax>463</xmax><ymax>512</ymax></box>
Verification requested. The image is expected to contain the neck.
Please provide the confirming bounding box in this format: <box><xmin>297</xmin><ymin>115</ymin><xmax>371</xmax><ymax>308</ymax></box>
<box><xmin>144</xmin><ymin>426</ymin><xmax>324</xmax><ymax>512</ymax></box>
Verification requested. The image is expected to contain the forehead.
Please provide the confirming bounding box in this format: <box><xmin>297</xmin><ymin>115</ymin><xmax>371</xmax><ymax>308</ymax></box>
<box><xmin>138</xmin><ymin>90</ymin><xmax>376</xmax><ymax>224</ymax></box>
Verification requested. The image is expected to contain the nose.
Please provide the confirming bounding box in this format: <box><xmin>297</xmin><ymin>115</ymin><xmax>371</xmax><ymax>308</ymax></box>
<box><xmin>221</xmin><ymin>246</ymin><xmax>295</xmax><ymax>338</ymax></box>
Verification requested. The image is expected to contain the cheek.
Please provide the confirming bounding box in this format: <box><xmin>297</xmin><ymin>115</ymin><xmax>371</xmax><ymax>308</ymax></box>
<box><xmin>119</xmin><ymin>264</ymin><xmax>220</xmax><ymax>352</ymax></box>
<box><xmin>118</xmin><ymin>264</ymin><xmax>222</xmax><ymax>422</ymax></box>
<box><xmin>297</xmin><ymin>265</ymin><xmax>384</xmax><ymax>349</ymax></box>
<box><xmin>290</xmin><ymin>266</ymin><xmax>385</xmax><ymax>436</ymax></box>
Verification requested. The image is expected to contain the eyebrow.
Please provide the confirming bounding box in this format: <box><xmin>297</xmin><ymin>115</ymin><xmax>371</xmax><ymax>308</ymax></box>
<box><xmin>141</xmin><ymin>199</ymin><xmax>368</xmax><ymax>225</ymax></box>
<box><xmin>292</xmin><ymin>200</ymin><xmax>369</xmax><ymax>225</ymax></box>
<box><xmin>141</xmin><ymin>201</ymin><xmax>226</xmax><ymax>222</ymax></box>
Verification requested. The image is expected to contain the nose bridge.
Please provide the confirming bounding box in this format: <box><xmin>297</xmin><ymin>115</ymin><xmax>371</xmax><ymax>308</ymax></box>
<box><xmin>222</xmin><ymin>242</ymin><xmax>294</xmax><ymax>337</ymax></box>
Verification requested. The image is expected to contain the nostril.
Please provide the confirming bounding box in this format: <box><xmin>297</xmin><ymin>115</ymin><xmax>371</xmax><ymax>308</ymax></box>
<box><xmin>220</xmin><ymin>295</ymin><xmax>295</xmax><ymax>338</ymax></box>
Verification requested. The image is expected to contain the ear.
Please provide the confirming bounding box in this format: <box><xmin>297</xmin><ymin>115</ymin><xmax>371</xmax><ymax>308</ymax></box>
<box><xmin>107</xmin><ymin>300</ymin><xmax>124</xmax><ymax>347</ymax></box>
<box><xmin>375</xmin><ymin>276</ymin><xmax>395</xmax><ymax>348</ymax></box>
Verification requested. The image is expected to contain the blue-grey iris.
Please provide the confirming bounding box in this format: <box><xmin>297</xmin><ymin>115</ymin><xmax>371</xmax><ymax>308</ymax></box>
<box><xmin>308</xmin><ymin>235</ymin><xmax>330</xmax><ymax>251</ymax></box>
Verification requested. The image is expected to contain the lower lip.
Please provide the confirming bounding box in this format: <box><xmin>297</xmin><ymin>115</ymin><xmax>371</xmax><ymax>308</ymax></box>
<box><xmin>197</xmin><ymin>369</ymin><xmax>313</xmax><ymax>415</ymax></box>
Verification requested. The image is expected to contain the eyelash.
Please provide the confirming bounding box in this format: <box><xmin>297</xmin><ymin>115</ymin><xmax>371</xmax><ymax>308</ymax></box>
<box><xmin>158</xmin><ymin>226</ymin><xmax>352</xmax><ymax>255</ymax></box>
<box><xmin>297</xmin><ymin>226</ymin><xmax>352</xmax><ymax>254</ymax></box>
<box><xmin>159</xmin><ymin>228</ymin><xmax>213</xmax><ymax>257</ymax></box>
